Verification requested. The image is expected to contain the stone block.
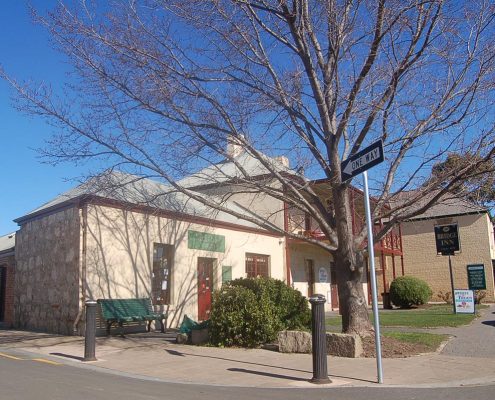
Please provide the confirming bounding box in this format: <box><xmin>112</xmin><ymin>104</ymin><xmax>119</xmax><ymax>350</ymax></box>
<box><xmin>278</xmin><ymin>330</ymin><xmax>312</xmax><ymax>353</ymax></box>
<box><xmin>326</xmin><ymin>332</ymin><xmax>363</xmax><ymax>358</ymax></box>
<box><xmin>191</xmin><ymin>328</ymin><xmax>209</xmax><ymax>345</ymax></box>
<box><xmin>176</xmin><ymin>333</ymin><xmax>189</xmax><ymax>344</ymax></box>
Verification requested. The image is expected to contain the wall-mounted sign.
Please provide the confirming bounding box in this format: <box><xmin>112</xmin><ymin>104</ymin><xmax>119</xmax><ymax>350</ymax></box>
<box><xmin>222</xmin><ymin>265</ymin><xmax>232</xmax><ymax>283</ymax></box>
<box><xmin>318</xmin><ymin>267</ymin><xmax>328</xmax><ymax>283</ymax></box>
<box><xmin>467</xmin><ymin>264</ymin><xmax>486</xmax><ymax>290</ymax></box>
<box><xmin>188</xmin><ymin>230</ymin><xmax>225</xmax><ymax>253</ymax></box>
<box><xmin>434</xmin><ymin>224</ymin><xmax>460</xmax><ymax>256</ymax></box>
<box><xmin>454</xmin><ymin>289</ymin><xmax>475</xmax><ymax>314</ymax></box>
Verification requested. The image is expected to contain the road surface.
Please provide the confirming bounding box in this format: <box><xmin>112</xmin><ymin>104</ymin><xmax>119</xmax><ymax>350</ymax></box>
<box><xmin>1</xmin><ymin>348</ymin><xmax>494</xmax><ymax>400</ymax></box>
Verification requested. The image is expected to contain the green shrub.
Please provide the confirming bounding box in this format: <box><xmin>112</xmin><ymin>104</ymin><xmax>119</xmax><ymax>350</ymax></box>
<box><xmin>390</xmin><ymin>276</ymin><xmax>433</xmax><ymax>308</ymax></box>
<box><xmin>229</xmin><ymin>277</ymin><xmax>311</xmax><ymax>331</ymax></box>
<box><xmin>209</xmin><ymin>285</ymin><xmax>277</xmax><ymax>347</ymax></box>
<box><xmin>209</xmin><ymin>277</ymin><xmax>311</xmax><ymax>347</ymax></box>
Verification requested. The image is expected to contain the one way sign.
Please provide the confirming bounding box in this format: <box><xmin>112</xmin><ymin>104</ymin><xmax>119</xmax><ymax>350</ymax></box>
<box><xmin>341</xmin><ymin>140</ymin><xmax>384</xmax><ymax>182</ymax></box>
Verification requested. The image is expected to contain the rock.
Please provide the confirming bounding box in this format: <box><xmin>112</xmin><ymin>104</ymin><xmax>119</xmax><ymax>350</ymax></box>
<box><xmin>278</xmin><ymin>330</ymin><xmax>312</xmax><ymax>353</ymax></box>
<box><xmin>326</xmin><ymin>332</ymin><xmax>363</xmax><ymax>358</ymax></box>
<box><xmin>176</xmin><ymin>332</ymin><xmax>189</xmax><ymax>344</ymax></box>
<box><xmin>191</xmin><ymin>328</ymin><xmax>209</xmax><ymax>345</ymax></box>
<box><xmin>261</xmin><ymin>343</ymin><xmax>279</xmax><ymax>352</ymax></box>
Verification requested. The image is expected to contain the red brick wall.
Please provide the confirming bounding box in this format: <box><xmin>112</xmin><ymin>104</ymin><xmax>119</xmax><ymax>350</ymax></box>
<box><xmin>1</xmin><ymin>255</ymin><xmax>15</xmax><ymax>326</ymax></box>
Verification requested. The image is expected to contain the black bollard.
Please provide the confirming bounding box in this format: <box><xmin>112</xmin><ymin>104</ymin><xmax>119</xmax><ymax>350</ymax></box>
<box><xmin>83</xmin><ymin>300</ymin><xmax>97</xmax><ymax>362</ymax></box>
<box><xmin>309</xmin><ymin>294</ymin><xmax>331</xmax><ymax>384</ymax></box>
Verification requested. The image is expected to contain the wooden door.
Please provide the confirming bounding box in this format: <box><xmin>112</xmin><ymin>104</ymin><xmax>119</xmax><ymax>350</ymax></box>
<box><xmin>306</xmin><ymin>259</ymin><xmax>315</xmax><ymax>298</ymax></box>
<box><xmin>197</xmin><ymin>258</ymin><xmax>214</xmax><ymax>321</ymax></box>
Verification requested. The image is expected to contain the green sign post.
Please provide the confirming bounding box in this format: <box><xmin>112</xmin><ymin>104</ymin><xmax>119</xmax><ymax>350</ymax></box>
<box><xmin>467</xmin><ymin>264</ymin><xmax>486</xmax><ymax>290</ymax></box>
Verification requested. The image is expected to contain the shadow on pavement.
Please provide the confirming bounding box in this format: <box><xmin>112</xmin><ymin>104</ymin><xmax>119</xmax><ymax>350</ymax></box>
<box><xmin>164</xmin><ymin>348</ymin><xmax>310</xmax><ymax>374</ymax></box>
<box><xmin>227</xmin><ymin>367</ymin><xmax>309</xmax><ymax>382</ymax></box>
<box><xmin>50</xmin><ymin>352</ymin><xmax>85</xmax><ymax>361</ymax></box>
<box><xmin>481</xmin><ymin>320</ymin><xmax>495</xmax><ymax>327</ymax></box>
<box><xmin>163</xmin><ymin>348</ymin><xmax>376</xmax><ymax>384</ymax></box>
<box><xmin>0</xmin><ymin>330</ymin><xmax>77</xmax><ymax>347</ymax></box>
<box><xmin>164</xmin><ymin>349</ymin><xmax>186</xmax><ymax>357</ymax></box>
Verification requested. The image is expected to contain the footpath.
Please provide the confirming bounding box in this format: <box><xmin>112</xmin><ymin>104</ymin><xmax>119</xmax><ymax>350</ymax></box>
<box><xmin>1</xmin><ymin>304</ymin><xmax>494</xmax><ymax>389</ymax></box>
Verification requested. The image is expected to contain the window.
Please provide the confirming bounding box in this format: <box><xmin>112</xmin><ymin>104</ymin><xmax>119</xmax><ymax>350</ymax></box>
<box><xmin>152</xmin><ymin>243</ymin><xmax>174</xmax><ymax>305</ymax></box>
<box><xmin>245</xmin><ymin>253</ymin><xmax>269</xmax><ymax>278</ymax></box>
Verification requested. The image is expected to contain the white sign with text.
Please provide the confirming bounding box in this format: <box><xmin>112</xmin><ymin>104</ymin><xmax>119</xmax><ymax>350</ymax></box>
<box><xmin>454</xmin><ymin>289</ymin><xmax>475</xmax><ymax>314</ymax></box>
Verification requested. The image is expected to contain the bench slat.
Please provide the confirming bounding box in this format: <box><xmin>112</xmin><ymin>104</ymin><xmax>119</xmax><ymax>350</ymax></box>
<box><xmin>97</xmin><ymin>298</ymin><xmax>167</xmax><ymax>335</ymax></box>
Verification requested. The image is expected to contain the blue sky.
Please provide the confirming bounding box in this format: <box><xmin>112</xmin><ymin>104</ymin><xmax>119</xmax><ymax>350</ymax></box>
<box><xmin>0</xmin><ymin>2</ymin><xmax>491</xmax><ymax>236</ymax></box>
<box><xmin>0</xmin><ymin>1</ymin><xmax>88</xmax><ymax>234</ymax></box>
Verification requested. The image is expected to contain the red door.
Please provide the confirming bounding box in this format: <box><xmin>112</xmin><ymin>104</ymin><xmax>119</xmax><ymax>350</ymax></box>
<box><xmin>198</xmin><ymin>258</ymin><xmax>214</xmax><ymax>321</ymax></box>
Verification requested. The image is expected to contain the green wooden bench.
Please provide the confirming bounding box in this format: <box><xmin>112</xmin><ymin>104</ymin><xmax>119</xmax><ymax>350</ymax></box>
<box><xmin>97</xmin><ymin>298</ymin><xmax>167</xmax><ymax>336</ymax></box>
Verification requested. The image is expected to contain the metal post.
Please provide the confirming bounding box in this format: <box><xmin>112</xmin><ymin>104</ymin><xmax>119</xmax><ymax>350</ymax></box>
<box><xmin>448</xmin><ymin>255</ymin><xmax>456</xmax><ymax>314</ymax></box>
<box><xmin>309</xmin><ymin>294</ymin><xmax>331</xmax><ymax>384</ymax></box>
<box><xmin>83</xmin><ymin>300</ymin><xmax>97</xmax><ymax>362</ymax></box>
<box><xmin>363</xmin><ymin>170</ymin><xmax>384</xmax><ymax>384</ymax></box>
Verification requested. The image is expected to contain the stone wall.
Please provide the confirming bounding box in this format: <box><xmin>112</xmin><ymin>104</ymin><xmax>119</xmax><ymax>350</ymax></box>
<box><xmin>14</xmin><ymin>207</ymin><xmax>81</xmax><ymax>334</ymax></box>
<box><xmin>0</xmin><ymin>253</ymin><xmax>15</xmax><ymax>327</ymax></box>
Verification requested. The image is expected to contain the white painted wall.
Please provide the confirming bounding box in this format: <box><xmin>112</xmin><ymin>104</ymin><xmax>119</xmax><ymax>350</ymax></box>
<box><xmin>84</xmin><ymin>204</ymin><xmax>285</xmax><ymax>327</ymax></box>
<box><xmin>289</xmin><ymin>243</ymin><xmax>335</xmax><ymax>311</ymax></box>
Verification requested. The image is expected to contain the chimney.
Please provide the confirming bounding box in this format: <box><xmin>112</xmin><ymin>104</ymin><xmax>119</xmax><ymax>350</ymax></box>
<box><xmin>226</xmin><ymin>134</ymin><xmax>244</xmax><ymax>158</ymax></box>
<box><xmin>274</xmin><ymin>156</ymin><xmax>290</xmax><ymax>168</ymax></box>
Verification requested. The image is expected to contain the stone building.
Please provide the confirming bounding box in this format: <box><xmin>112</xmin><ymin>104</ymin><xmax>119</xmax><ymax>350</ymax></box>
<box><xmin>178</xmin><ymin>152</ymin><xmax>405</xmax><ymax>311</ymax></box>
<box><xmin>12</xmin><ymin>171</ymin><xmax>287</xmax><ymax>335</ymax></box>
<box><xmin>0</xmin><ymin>232</ymin><xmax>15</xmax><ymax>328</ymax></box>
<box><xmin>400</xmin><ymin>193</ymin><xmax>495</xmax><ymax>302</ymax></box>
<box><xmin>10</xmin><ymin>146</ymin><xmax>409</xmax><ymax>335</ymax></box>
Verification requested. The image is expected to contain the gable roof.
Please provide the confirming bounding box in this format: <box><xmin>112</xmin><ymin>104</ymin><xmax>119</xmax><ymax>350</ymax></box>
<box><xmin>392</xmin><ymin>189</ymin><xmax>487</xmax><ymax>220</ymax></box>
<box><xmin>14</xmin><ymin>171</ymin><xmax>272</xmax><ymax>231</ymax></box>
<box><xmin>177</xmin><ymin>151</ymin><xmax>293</xmax><ymax>189</ymax></box>
<box><xmin>0</xmin><ymin>232</ymin><xmax>15</xmax><ymax>255</ymax></box>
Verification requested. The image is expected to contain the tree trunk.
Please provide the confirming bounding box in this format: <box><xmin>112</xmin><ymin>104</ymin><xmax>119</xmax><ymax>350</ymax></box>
<box><xmin>332</xmin><ymin>184</ymin><xmax>373</xmax><ymax>335</ymax></box>
<box><xmin>334</xmin><ymin>247</ymin><xmax>373</xmax><ymax>335</ymax></box>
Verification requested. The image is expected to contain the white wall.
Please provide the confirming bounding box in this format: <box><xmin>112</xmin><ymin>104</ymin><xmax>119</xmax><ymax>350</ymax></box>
<box><xmin>84</xmin><ymin>204</ymin><xmax>285</xmax><ymax>327</ymax></box>
<box><xmin>289</xmin><ymin>243</ymin><xmax>335</xmax><ymax>310</ymax></box>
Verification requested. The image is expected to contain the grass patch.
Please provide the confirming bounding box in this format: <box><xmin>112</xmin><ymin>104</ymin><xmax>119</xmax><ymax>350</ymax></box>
<box><xmin>326</xmin><ymin>304</ymin><xmax>486</xmax><ymax>329</ymax></box>
<box><xmin>382</xmin><ymin>331</ymin><xmax>449</xmax><ymax>350</ymax></box>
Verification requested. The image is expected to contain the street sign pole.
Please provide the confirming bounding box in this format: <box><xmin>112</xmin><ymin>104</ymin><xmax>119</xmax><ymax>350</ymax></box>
<box><xmin>362</xmin><ymin>170</ymin><xmax>384</xmax><ymax>384</ymax></box>
<box><xmin>448</xmin><ymin>255</ymin><xmax>456</xmax><ymax>314</ymax></box>
<box><xmin>341</xmin><ymin>140</ymin><xmax>384</xmax><ymax>384</ymax></box>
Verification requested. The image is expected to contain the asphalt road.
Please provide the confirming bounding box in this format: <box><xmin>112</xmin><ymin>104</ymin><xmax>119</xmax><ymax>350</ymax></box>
<box><xmin>1</xmin><ymin>349</ymin><xmax>495</xmax><ymax>400</ymax></box>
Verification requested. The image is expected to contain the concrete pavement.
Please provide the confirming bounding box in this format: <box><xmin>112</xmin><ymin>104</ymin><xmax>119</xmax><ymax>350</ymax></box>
<box><xmin>1</xmin><ymin>304</ymin><xmax>494</xmax><ymax>389</ymax></box>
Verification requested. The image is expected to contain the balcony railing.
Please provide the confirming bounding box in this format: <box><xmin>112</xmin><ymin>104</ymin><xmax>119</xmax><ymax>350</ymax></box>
<box><xmin>287</xmin><ymin>207</ymin><xmax>402</xmax><ymax>255</ymax></box>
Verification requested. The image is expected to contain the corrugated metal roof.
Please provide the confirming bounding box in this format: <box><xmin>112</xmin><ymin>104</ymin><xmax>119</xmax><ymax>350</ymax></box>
<box><xmin>0</xmin><ymin>232</ymin><xmax>15</xmax><ymax>253</ymax></box>
<box><xmin>177</xmin><ymin>151</ymin><xmax>293</xmax><ymax>188</ymax></box>
<box><xmin>392</xmin><ymin>190</ymin><xmax>487</xmax><ymax>220</ymax></box>
<box><xmin>15</xmin><ymin>171</ymin><xmax>269</xmax><ymax>230</ymax></box>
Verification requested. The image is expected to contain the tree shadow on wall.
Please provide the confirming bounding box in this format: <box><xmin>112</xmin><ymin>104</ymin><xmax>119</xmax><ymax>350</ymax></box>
<box><xmin>84</xmin><ymin>204</ymin><xmax>206</xmax><ymax>330</ymax></box>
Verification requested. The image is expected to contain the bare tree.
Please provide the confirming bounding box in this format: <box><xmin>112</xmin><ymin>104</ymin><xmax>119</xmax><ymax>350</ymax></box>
<box><xmin>2</xmin><ymin>0</ymin><xmax>495</xmax><ymax>334</ymax></box>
